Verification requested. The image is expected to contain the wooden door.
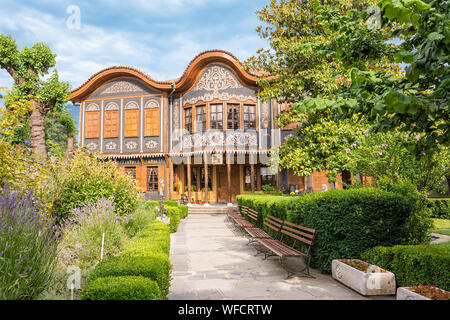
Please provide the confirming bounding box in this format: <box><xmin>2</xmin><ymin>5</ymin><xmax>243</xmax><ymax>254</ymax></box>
<box><xmin>217</xmin><ymin>165</ymin><xmax>240</xmax><ymax>202</ymax></box>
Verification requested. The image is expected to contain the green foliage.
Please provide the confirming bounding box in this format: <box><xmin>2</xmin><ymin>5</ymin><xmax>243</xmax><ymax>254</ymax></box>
<box><xmin>362</xmin><ymin>245</ymin><xmax>450</xmax><ymax>291</ymax></box>
<box><xmin>59</xmin><ymin>198</ymin><xmax>124</xmax><ymax>268</ymax></box>
<box><xmin>163</xmin><ymin>200</ymin><xmax>179</xmax><ymax>207</ymax></box>
<box><xmin>377</xmin><ymin>179</ymin><xmax>433</xmax><ymax>244</ymax></box>
<box><xmin>123</xmin><ymin>221</ymin><xmax>171</xmax><ymax>257</ymax></box>
<box><xmin>88</xmin><ymin>255</ymin><xmax>171</xmax><ymax>299</ymax></box>
<box><xmin>123</xmin><ymin>202</ymin><xmax>157</xmax><ymax>237</ymax></box>
<box><xmin>347</xmin><ymin>130</ymin><xmax>449</xmax><ymax>193</ymax></box>
<box><xmin>51</xmin><ymin>149</ymin><xmax>140</xmax><ymax>220</ymax></box>
<box><xmin>165</xmin><ymin>206</ymin><xmax>182</xmax><ymax>233</ymax></box>
<box><xmin>261</xmin><ymin>184</ymin><xmax>275</xmax><ymax>193</ymax></box>
<box><xmin>178</xmin><ymin>205</ymin><xmax>188</xmax><ymax>219</ymax></box>
<box><xmin>277</xmin><ymin>112</ymin><xmax>369</xmax><ymax>181</ymax></box>
<box><xmin>81</xmin><ymin>276</ymin><xmax>161</xmax><ymax>300</ymax></box>
<box><xmin>0</xmin><ymin>184</ymin><xmax>59</xmax><ymax>300</ymax></box>
<box><xmin>45</xmin><ymin>107</ymin><xmax>77</xmax><ymax>158</ymax></box>
<box><xmin>427</xmin><ymin>199</ymin><xmax>450</xmax><ymax>219</ymax></box>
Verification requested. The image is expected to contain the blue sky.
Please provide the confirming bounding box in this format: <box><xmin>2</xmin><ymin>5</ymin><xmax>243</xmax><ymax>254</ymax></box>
<box><xmin>0</xmin><ymin>0</ymin><xmax>270</xmax><ymax>129</ymax></box>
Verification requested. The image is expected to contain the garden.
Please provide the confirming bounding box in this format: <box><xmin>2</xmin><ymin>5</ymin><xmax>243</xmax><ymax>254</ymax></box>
<box><xmin>0</xmin><ymin>148</ymin><xmax>188</xmax><ymax>300</ymax></box>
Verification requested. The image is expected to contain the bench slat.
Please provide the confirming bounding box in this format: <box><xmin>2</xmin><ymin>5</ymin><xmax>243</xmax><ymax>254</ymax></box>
<box><xmin>283</xmin><ymin>220</ymin><xmax>316</xmax><ymax>234</ymax></box>
<box><xmin>282</xmin><ymin>224</ymin><xmax>315</xmax><ymax>240</ymax></box>
<box><xmin>280</xmin><ymin>229</ymin><xmax>313</xmax><ymax>246</ymax></box>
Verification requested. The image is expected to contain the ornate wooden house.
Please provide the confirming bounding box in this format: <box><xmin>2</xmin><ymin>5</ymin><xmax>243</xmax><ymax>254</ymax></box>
<box><xmin>70</xmin><ymin>50</ymin><xmax>346</xmax><ymax>203</ymax></box>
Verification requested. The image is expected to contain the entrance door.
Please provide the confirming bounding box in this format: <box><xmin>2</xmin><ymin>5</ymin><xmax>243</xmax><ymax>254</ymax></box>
<box><xmin>217</xmin><ymin>165</ymin><xmax>240</xmax><ymax>202</ymax></box>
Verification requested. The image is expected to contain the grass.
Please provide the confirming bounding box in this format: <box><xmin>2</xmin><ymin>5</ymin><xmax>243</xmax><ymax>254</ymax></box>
<box><xmin>431</xmin><ymin>241</ymin><xmax>450</xmax><ymax>250</ymax></box>
<box><xmin>433</xmin><ymin>218</ymin><xmax>450</xmax><ymax>230</ymax></box>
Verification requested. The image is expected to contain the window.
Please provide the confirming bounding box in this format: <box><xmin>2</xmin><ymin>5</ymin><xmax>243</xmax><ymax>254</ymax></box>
<box><xmin>195</xmin><ymin>105</ymin><xmax>206</xmax><ymax>132</ymax></box>
<box><xmin>210</xmin><ymin>103</ymin><xmax>223</xmax><ymax>130</ymax></box>
<box><xmin>145</xmin><ymin>108</ymin><xmax>160</xmax><ymax>136</ymax></box>
<box><xmin>124</xmin><ymin>166</ymin><xmax>136</xmax><ymax>180</ymax></box>
<box><xmin>104</xmin><ymin>110</ymin><xmax>119</xmax><ymax>138</ymax></box>
<box><xmin>185</xmin><ymin>107</ymin><xmax>192</xmax><ymax>133</ymax></box>
<box><xmin>200</xmin><ymin>166</ymin><xmax>212</xmax><ymax>190</ymax></box>
<box><xmin>227</xmin><ymin>104</ymin><xmax>240</xmax><ymax>129</ymax></box>
<box><xmin>147</xmin><ymin>167</ymin><xmax>158</xmax><ymax>192</ymax></box>
<box><xmin>85</xmin><ymin>111</ymin><xmax>100</xmax><ymax>139</ymax></box>
<box><xmin>124</xmin><ymin>109</ymin><xmax>139</xmax><ymax>137</ymax></box>
<box><xmin>244</xmin><ymin>104</ymin><xmax>256</xmax><ymax>130</ymax></box>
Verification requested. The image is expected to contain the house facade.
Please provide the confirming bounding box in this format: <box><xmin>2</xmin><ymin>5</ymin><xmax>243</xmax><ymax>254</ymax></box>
<box><xmin>70</xmin><ymin>50</ymin><xmax>345</xmax><ymax>203</ymax></box>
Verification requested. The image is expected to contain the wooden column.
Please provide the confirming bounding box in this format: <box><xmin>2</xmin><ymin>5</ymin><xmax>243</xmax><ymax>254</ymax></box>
<box><xmin>204</xmin><ymin>153</ymin><xmax>208</xmax><ymax>204</ymax></box>
<box><xmin>227</xmin><ymin>161</ymin><xmax>232</xmax><ymax>204</ymax></box>
<box><xmin>187</xmin><ymin>158</ymin><xmax>192</xmax><ymax>204</ymax></box>
<box><xmin>250</xmin><ymin>164</ymin><xmax>255</xmax><ymax>192</ymax></box>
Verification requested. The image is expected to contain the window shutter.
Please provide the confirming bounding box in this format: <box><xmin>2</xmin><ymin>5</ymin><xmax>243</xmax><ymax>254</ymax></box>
<box><xmin>145</xmin><ymin>108</ymin><xmax>160</xmax><ymax>137</ymax></box>
<box><xmin>104</xmin><ymin>110</ymin><xmax>119</xmax><ymax>138</ymax></box>
<box><xmin>85</xmin><ymin>111</ymin><xmax>100</xmax><ymax>139</ymax></box>
<box><xmin>124</xmin><ymin>109</ymin><xmax>139</xmax><ymax>137</ymax></box>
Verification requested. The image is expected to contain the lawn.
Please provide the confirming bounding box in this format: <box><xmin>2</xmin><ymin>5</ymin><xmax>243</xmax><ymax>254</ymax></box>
<box><xmin>432</xmin><ymin>219</ymin><xmax>450</xmax><ymax>236</ymax></box>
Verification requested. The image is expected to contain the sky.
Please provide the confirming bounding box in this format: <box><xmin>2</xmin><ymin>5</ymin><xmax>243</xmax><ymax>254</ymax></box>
<box><xmin>0</xmin><ymin>0</ymin><xmax>270</xmax><ymax>129</ymax></box>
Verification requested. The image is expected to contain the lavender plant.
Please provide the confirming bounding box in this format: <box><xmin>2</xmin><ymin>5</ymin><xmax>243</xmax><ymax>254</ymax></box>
<box><xmin>0</xmin><ymin>182</ymin><xmax>59</xmax><ymax>300</ymax></box>
<box><xmin>59</xmin><ymin>198</ymin><xmax>124</xmax><ymax>267</ymax></box>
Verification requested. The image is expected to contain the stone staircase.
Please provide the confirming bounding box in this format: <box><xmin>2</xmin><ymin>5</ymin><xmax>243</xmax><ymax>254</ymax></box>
<box><xmin>187</xmin><ymin>204</ymin><xmax>238</xmax><ymax>215</ymax></box>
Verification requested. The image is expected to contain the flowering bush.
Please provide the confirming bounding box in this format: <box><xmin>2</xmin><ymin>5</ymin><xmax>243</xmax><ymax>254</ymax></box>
<box><xmin>409</xmin><ymin>284</ymin><xmax>450</xmax><ymax>300</ymax></box>
<box><xmin>59</xmin><ymin>198</ymin><xmax>124</xmax><ymax>268</ymax></box>
<box><xmin>339</xmin><ymin>259</ymin><xmax>386</xmax><ymax>273</ymax></box>
<box><xmin>51</xmin><ymin>149</ymin><xmax>140</xmax><ymax>221</ymax></box>
<box><xmin>0</xmin><ymin>182</ymin><xmax>59</xmax><ymax>299</ymax></box>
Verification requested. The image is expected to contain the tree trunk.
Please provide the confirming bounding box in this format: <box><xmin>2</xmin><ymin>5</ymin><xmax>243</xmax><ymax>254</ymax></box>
<box><xmin>30</xmin><ymin>106</ymin><xmax>48</xmax><ymax>161</ymax></box>
<box><xmin>447</xmin><ymin>174</ymin><xmax>450</xmax><ymax>197</ymax></box>
<box><xmin>64</xmin><ymin>133</ymin><xmax>74</xmax><ymax>159</ymax></box>
<box><xmin>342</xmin><ymin>170</ymin><xmax>352</xmax><ymax>189</ymax></box>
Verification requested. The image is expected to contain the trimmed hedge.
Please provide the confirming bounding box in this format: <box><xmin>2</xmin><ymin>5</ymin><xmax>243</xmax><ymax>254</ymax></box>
<box><xmin>236</xmin><ymin>193</ymin><xmax>299</xmax><ymax>227</ymax></box>
<box><xmin>88</xmin><ymin>255</ymin><xmax>171</xmax><ymax>299</ymax></box>
<box><xmin>427</xmin><ymin>198</ymin><xmax>450</xmax><ymax>219</ymax></box>
<box><xmin>362</xmin><ymin>245</ymin><xmax>450</xmax><ymax>291</ymax></box>
<box><xmin>124</xmin><ymin>221</ymin><xmax>171</xmax><ymax>256</ymax></box>
<box><xmin>81</xmin><ymin>276</ymin><xmax>161</xmax><ymax>300</ymax></box>
<box><xmin>83</xmin><ymin>220</ymin><xmax>172</xmax><ymax>300</ymax></box>
<box><xmin>165</xmin><ymin>206</ymin><xmax>181</xmax><ymax>233</ymax></box>
<box><xmin>237</xmin><ymin>188</ymin><xmax>432</xmax><ymax>274</ymax></box>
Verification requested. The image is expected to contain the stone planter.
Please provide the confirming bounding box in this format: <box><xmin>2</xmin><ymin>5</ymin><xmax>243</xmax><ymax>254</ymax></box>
<box><xmin>332</xmin><ymin>259</ymin><xmax>396</xmax><ymax>296</ymax></box>
<box><xmin>396</xmin><ymin>287</ymin><xmax>432</xmax><ymax>300</ymax></box>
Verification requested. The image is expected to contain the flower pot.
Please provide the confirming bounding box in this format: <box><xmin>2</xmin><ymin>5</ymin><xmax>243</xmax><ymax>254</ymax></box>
<box><xmin>396</xmin><ymin>286</ymin><xmax>449</xmax><ymax>300</ymax></box>
<box><xmin>396</xmin><ymin>287</ymin><xmax>431</xmax><ymax>300</ymax></box>
<box><xmin>332</xmin><ymin>259</ymin><xmax>396</xmax><ymax>296</ymax></box>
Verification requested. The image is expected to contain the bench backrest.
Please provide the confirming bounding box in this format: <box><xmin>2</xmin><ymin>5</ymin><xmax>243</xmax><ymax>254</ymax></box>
<box><xmin>264</xmin><ymin>214</ymin><xmax>284</xmax><ymax>234</ymax></box>
<box><xmin>280</xmin><ymin>220</ymin><xmax>316</xmax><ymax>247</ymax></box>
<box><xmin>239</xmin><ymin>205</ymin><xmax>248</xmax><ymax>216</ymax></box>
<box><xmin>245</xmin><ymin>207</ymin><xmax>259</xmax><ymax>223</ymax></box>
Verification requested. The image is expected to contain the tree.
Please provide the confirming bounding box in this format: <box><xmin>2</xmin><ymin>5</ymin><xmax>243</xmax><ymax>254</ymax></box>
<box><xmin>45</xmin><ymin>108</ymin><xmax>77</xmax><ymax>159</ymax></box>
<box><xmin>275</xmin><ymin>111</ymin><xmax>369</xmax><ymax>184</ymax></box>
<box><xmin>247</xmin><ymin>0</ymin><xmax>398</xmax><ymax>181</ymax></box>
<box><xmin>347</xmin><ymin>129</ymin><xmax>449</xmax><ymax>193</ymax></box>
<box><xmin>0</xmin><ymin>34</ymin><xmax>70</xmax><ymax>160</ymax></box>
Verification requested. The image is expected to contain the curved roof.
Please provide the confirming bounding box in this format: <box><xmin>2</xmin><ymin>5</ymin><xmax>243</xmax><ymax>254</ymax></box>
<box><xmin>70</xmin><ymin>49</ymin><xmax>263</xmax><ymax>102</ymax></box>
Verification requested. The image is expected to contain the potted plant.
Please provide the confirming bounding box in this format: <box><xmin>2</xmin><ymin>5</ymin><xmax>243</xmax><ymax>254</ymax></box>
<box><xmin>332</xmin><ymin>259</ymin><xmax>396</xmax><ymax>296</ymax></box>
<box><xmin>397</xmin><ymin>285</ymin><xmax>450</xmax><ymax>300</ymax></box>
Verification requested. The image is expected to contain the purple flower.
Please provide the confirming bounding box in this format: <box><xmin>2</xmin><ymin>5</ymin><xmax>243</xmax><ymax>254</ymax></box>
<box><xmin>345</xmin><ymin>149</ymin><xmax>350</xmax><ymax>153</ymax></box>
<box><xmin>378</xmin><ymin>152</ymin><xmax>383</xmax><ymax>155</ymax></box>
<box><xmin>415</xmin><ymin>135</ymin><xmax>420</xmax><ymax>140</ymax></box>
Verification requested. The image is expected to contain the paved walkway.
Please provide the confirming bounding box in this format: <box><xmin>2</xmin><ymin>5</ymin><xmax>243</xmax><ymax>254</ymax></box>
<box><xmin>169</xmin><ymin>214</ymin><xmax>394</xmax><ymax>300</ymax></box>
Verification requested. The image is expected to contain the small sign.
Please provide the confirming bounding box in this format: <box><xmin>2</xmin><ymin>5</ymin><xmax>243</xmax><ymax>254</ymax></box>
<box><xmin>211</xmin><ymin>153</ymin><xmax>223</xmax><ymax>165</ymax></box>
<box><xmin>245</xmin><ymin>176</ymin><xmax>251</xmax><ymax>184</ymax></box>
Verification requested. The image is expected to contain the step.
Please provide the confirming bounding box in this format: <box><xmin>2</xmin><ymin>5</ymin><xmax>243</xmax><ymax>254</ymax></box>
<box><xmin>188</xmin><ymin>205</ymin><xmax>238</xmax><ymax>214</ymax></box>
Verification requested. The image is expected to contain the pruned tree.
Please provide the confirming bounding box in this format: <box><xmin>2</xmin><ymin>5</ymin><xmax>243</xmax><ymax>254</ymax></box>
<box><xmin>0</xmin><ymin>34</ymin><xmax>70</xmax><ymax>160</ymax></box>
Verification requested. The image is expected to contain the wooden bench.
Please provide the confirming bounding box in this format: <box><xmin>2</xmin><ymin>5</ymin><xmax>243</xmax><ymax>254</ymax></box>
<box><xmin>258</xmin><ymin>220</ymin><xmax>316</xmax><ymax>278</ymax></box>
<box><xmin>242</xmin><ymin>208</ymin><xmax>275</xmax><ymax>245</ymax></box>
<box><xmin>230</xmin><ymin>205</ymin><xmax>254</xmax><ymax>228</ymax></box>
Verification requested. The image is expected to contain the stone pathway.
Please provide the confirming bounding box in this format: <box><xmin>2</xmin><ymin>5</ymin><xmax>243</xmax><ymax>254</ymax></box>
<box><xmin>169</xmin><ymin>214</ymin><xmax>394</xmax><ymax>300</ymax></box>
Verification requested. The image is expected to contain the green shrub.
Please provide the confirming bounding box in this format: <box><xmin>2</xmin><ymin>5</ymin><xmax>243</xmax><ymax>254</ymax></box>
<box><xmin>362</xmin><ymin>245</ymin><xmax>450</xmax><ymax>291</ymax></box>
<box><xmin>179</xmin><ymin>205</ymin><xmax>188</xmax><ymax>219</ymax></box>
<box><xmin>88</xmin><ymin>255</ymin><xmax>171</xmax><ymax>299</ymax></box>
<box><xmin>123</xmin><ymin>221</ymin><xmax>171</xmax><ymax>257</ymax></box>
<box><xmin>81</xmin><ymin>276</ymin><xmax>161</xmax><ymax>300</ymax></box>
<box><xmin>165</xmin><ymin>206</ymin><xmax>182</xmax><ymax>232</ymax></box>
<box><xmin>60</xmin><ymin>198</ymin><xmax>124</xmax><ymax>267</ymax></box>
<box><xmin>427</xmin><ymin>198</ymin><xmax>450</xmax><ymax>219</ymax></box>
<box><xmin>123</xmin><ymin>202</ymin><xmax>157</xmax><ymax>237</ymax></box>
<box><xmin>51</xmin><ymin>150</ymin><xmax>140</xmax><ymax>220</ymax></box>
<box><xmin>236</xmin><ymin>193</ymin><xmax>298</xmax><ymax>226</ymax></box>
<box><xmin>287</xmin><ymin>188</ymin><xmax>420</xmax><ymax>273</ymax></box>
<box><xmin>262</xmin><ymin>184</ymin><xmax>275</xmax><ymax>193</ymax></box>
<box><xmin>163</xmin><ymin>200</ymin><xmax>179</xmax><ymax>207</ymax></box>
